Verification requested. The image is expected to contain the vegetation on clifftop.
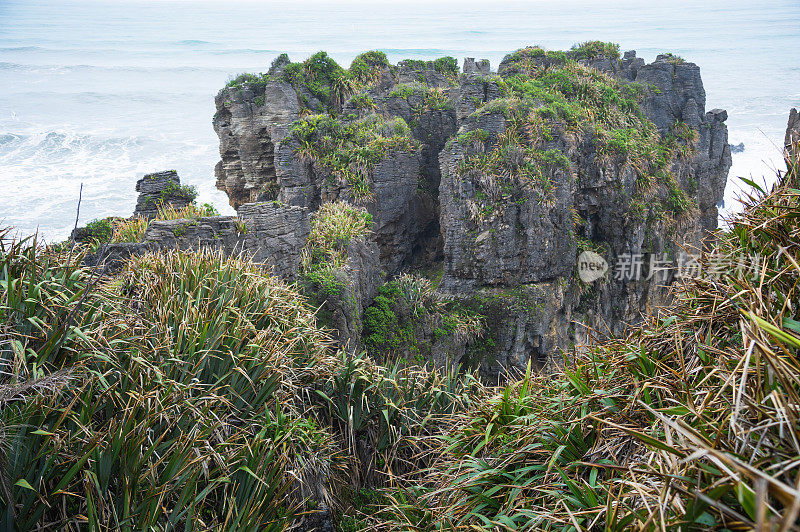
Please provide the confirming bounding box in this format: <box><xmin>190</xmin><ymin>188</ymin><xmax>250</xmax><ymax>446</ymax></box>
<box><xmin>457</xmin><ymin>44</ymin><xmax>697</xmax><ymax>222</ymax></box>
<box><xmin>397</xmin><ymin>56</ymin><xmax>459</xmax><ymax>78</ymax></box>
<box><xmin>225</xmin><ymin>50</ymin><xmax>391</xmax><ymax>112</ymax></box>
<box><xmin>287</xmin><ymin>113</ymin><xmax>417</xmax><ymax>201</ymax></box>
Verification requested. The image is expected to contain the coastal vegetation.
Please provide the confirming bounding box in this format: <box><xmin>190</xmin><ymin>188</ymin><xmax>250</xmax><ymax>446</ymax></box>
<box><xmin>225</xmin><ymin>50</ymin><xmax>460</xmax><ymax>115</ymax></box>
<box><xmin>2</xmin><ymin>147</ymin><xmax>796</xmax><ymax>529</ymax></box>
<box><xmin>362</xmin><ymin>274</ymin><xmax>484</xmax><ymax>365</ymax></box>
<box><xmin>80</xmin><ymin>202</ymin><xmax>220</xmax><ymax>247</ymax></box>
<box><xmin>3</xmin><ymin>44</ymin><xmax>785</xmax><ymax>530</ymax></box>
<box><xmin>299</xmin><ymin>201</ymin><xmax>373</xmax><ymax>297</ymax></box>
<box><xmin>225</xmin><ymin>50</ymin><xmax>389</xmax><ymax>112</ymax></box>
<box><xmin>287</xmin><ymin>114</ymin><xmax>417</xmax><ymax>201</ymax></box>
<box><xmin>459</xmin><ymin>52</ymin><xmax>697</xmax><ymax>221</ymax></box>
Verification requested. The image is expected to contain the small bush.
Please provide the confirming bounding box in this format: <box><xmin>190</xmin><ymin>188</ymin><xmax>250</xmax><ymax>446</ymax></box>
<box><xmin>570</xmin><ymin>40</ymin><xmax>621</xmax><ymax>60</ymax></box>
<box><xmin>349</xmin><ymin>50</ymin><xmax>390</xmax><ymax>84</ymax></box>
<box><xmin>82</xmin><ymin>218</ymin><xmax>114</xmax><ymax>243</ymax></box>
<box><xmin>388</xmin><ymin>82</ymin><xmax>426</xmax><ymax>100</ymax></box>
<box><xmin>398</xmin><ymin>56</ymin><xmax>459</xmax><ymax>77</ymax></box>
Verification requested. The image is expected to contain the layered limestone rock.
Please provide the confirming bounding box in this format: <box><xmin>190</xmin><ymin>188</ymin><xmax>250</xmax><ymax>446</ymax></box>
<box><xmin>92</xmin><ymin>201</ymin><xmax>310</xmax><ymax>278</ymax></box>
<box><xmin>305</xmin><ymin>237</ymin><xmax>381</xmax><ymax>353</ymax></box>
<box><xmin>212</xmin><ymin>45</ymin><xmax>731</xmax><ymax>378</ymax></box>
<box><xmin>434</xmin><ymin>49</ymin><xmax>729</xmax><ymax>376</ymax></box>
<box><xmin>133</xmin><ymin>170</ymin><xmax>194</xmax><ymax>219</ymax></box>
<box><xmin>213</xmin><ymin>65</ymin><xmax>301</xmax><ymax>209</ymax></box>
<box><xmin>72</xmin><ymin>170</ymin><xmax>194</xmax><ymax>245</ymax></box>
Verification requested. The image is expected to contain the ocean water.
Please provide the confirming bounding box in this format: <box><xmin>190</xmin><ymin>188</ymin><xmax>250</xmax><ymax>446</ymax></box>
<box><xmin>0</xmin><ymin>0</ymin><xmax>798</xmax><ymax>241</ymax></box>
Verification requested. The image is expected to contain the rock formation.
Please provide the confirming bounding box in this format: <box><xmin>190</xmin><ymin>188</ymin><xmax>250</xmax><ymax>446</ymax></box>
<box><xmin>84</xmin><ymin>44</ymin><xmax>730</xmax><ymax>378</ymax></box>
<box><xmin>133</xmin><ymin>170</ymin><xmax>194</xmax><ymax>219</ymax></box>
<box><xmin>210</xmin><ymin>44</ymin><xmax>730</xmax><ymax>379</ymax></box>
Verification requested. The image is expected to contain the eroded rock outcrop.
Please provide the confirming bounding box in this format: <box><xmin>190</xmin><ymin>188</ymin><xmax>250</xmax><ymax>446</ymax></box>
<box><xmin>134</xmin><ymin>170</ymin><xmax>194</xmax><ymax>219</ymax></box>
<box><xmin>210</xmin><ymin>44</ymin><xmax>730</xmax><ymax>378</ymax></box>
<box><xmin>93</xmin><ymin>201</ymin><xmax>310</xmax><ymax>278</ymax></box>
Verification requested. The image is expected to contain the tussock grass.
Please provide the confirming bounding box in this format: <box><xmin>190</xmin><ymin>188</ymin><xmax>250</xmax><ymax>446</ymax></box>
<box><xmin>303</xmin><ymin>201</ymin><xmax>373</xmax><ymax>269</ymax></box>
<box><xmin>110</xmin><ymin>202</ymin><xmax>220</xmax><ymax>243</ymax></box>
<box><xmin>0</xmin><ymin>236</ymin><xmax>480</xmax><ymax>529</ymax></box>
<box><xmin>0</xmin><ymin>244</ymin><xmax>337</xmax><ymax>529</ymax></box>
<box><xmin>110</xmin><ymin>215</ymin><xmax>149</xmax><ymax>242</ymax></box>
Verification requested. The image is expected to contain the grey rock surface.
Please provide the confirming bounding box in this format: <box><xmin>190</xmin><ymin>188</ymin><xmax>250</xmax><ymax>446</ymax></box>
<box><xmin>213</xmin><ymin>80</ymin><xmax>300</xmax><ymax>209</ymax></box>
<box><xmin>92</xmin><ymin>202</ymin><xmax>311</xmax><ymax>280</ymax></box>
<box><xmin>305</xmin><ymin>237</ymin><xmax>382</xmax><ymax>354</ymax></box>
<box><xmin>134</xmin><ymin>170</ymin><xmax>192</xmax><ymax>219</ymax></box>
<box><xmin>463</xmin><ymin>58</ymin><xmax>491</xmax><ymax>76</ymax></box>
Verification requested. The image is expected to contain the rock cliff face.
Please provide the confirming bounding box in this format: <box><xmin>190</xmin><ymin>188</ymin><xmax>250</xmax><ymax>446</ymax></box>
<box><xmin>207</xmin><ymin>44</ymin><xmax>731</xmax><ymax>378</ymax></box>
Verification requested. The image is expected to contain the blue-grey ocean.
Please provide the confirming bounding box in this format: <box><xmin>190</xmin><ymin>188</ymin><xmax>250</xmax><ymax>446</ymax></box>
<box><xmin>0</xmin><ymin>0</ymin><xmax>798</xmax><ymax>240</ymax></box>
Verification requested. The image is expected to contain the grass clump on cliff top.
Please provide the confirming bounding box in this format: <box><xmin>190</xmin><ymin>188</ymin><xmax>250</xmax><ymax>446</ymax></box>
<box><xmin>499</xmin><ymin>46</ymin><xmax>568</xmax><ymax>76</ymax></box>
<box><xmin>388</xmin><ymin>82</ymin><xmax>426</xmax><ymax>100</ymax></box>
<box><xmin>281</xmin><ymin>51</ymin><xmax>353</xmax><ymax>110</ymax></box>
<box><xmin>78</xmin><ymin>217</ymin><xmax>118</xmax><ymax>244</ymax></box>
<box><xmin>397</xmin><ymin>56</ymin><xmax>459</xmax><ymax>78</ymax></box>
<box><xmin>570</xmin><ymin>40</ymin><xmax>621</xmax><ymax>60</ymax></box>
<box><xmin>109</xmin><ymin>202</ymin><xmax>219</xmax><ymax>243</ymax></box>
<box><xmin>387</xmin><ymin>83</ymin><xmax>455</xmax><ymax>127</ymax></box>
<box><xmin>455</xmin><ymin>117</ymin><xmax>567</xmax><ymax>218</ymax></box>
<box><xmin>287</xmin><ymin>113</ymin><xmax>417</xmax><ymax>201</ymax></box>
<box><xmin>226</xmin><ymin>50</ymin><xmax>390</xmax><ymax>113</ymax></box>
<box><xmin>303</xmin><ymin>201</ymin><xmax>373</xmax><ymax>270</ymax></box>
